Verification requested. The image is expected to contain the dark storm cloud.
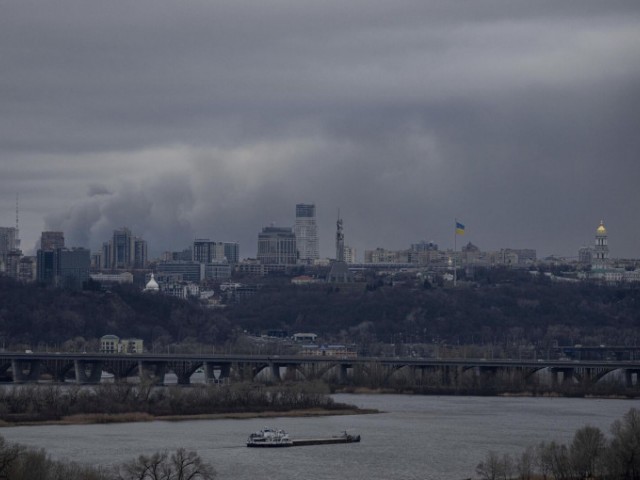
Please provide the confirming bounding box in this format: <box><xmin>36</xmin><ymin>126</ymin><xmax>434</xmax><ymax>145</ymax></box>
<box><xmin>1</xmin><ymin>0</ymin><xmax>639</xmax><ymax>257</ymax></box>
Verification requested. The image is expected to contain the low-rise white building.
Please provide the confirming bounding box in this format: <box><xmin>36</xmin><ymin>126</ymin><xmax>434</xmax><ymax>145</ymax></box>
<box><xmin>100</xmin><ymin>335</ymin><xmax>144</xmax><ymax>354</ymax></box>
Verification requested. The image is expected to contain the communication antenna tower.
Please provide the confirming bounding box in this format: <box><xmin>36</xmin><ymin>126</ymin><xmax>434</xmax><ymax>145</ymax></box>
<box><xmin>14</xmin><ymin>193</ymin><xmax>20</xmax><ymax>250</ymax></box>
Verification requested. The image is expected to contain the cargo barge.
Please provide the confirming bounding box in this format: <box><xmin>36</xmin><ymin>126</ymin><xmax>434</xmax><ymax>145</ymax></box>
<box><xmin>247</xmin><ymin>428</ymin><xmax>360</xmax><ymax>448</ymax></box>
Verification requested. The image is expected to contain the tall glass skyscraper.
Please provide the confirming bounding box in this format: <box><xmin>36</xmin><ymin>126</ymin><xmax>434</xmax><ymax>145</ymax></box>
<box><xmin>294</xmin><ymin>203</ymin><xmax>319</xmax><ymax>264</ymax></box>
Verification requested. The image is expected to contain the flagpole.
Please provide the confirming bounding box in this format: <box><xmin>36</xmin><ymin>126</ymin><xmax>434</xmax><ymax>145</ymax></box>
<box><xmin>454</xmin><ymin>218</ymin><xmax>457</xmax><ymax>287</ymax></box>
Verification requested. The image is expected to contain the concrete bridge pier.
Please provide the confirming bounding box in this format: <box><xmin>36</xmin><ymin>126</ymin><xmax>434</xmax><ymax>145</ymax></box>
<box><xmin>11</xmin><ymin>359</ymin><xmax>41</xmax><ymax>383</ymax></box>
<box><xmin>233</xmin><ymin>362</ymin><xmax>255</xmax><ymax>382</ymax></box>
<box><xmin>171</xmin><ymin>362</ymin><xmax>196</xmax><ymax>385</ymax></box>
<box><xmin>550</xmin><ymin>367</ymin><xmax>574</xmax><ymax>386</ymax></box>
<box><xmin>269</xmin><ymin>362</ymin><xmax>282</xmax><ymax>382</ymax></box>
<box><xmin>299</xmin><ymin>363</ymin><xmax>318</xmax><ymax>381</ymax></box>
<box><xmin>441</xmin><ymin>365</ymin><xmax>459</xmax><ymax>387</ymax></box>
<box><xmin>204</xmin><ymin>362</ymin><xmax>232</xmax><ymax>384</ymax></box>
<box><xmin>281</xmin><ymin>363</ymin><xmax>299</xmax><ymax>381</ymax></box>
<box><xmin>139</xmin><ymin>361</ymin><xmax>167</xmax><ymax>385</ymax></box>
<box><xmin>409</xmin><ymin>366</ymin><xmax>423</xmax><ymax>385</ymax></box>
<box><xmin>74</xmin><ymin>360</ymin><xmax>103</xmax><ymax>384</ymax></box>
<box><xmin>41</xmin><ymin>359</ymin><xmax>74</xmax><ymax>383</ymax></box>
<box><xmin>478</xmin><ymin>366</ymin><xmax>498</xmax><ymax>387</ymax></box>
<box><xmin>623</xmin><ymin>369</ymin><xmax>640</xmax><ymax>388</ymax></box>
<box><xmin>336</xmin><ymin>363</ymin><xmax>350</xmax><ymax>384</ymax></box>
<box><xmin>219</xmin><ymin>363</ymin><xmax>231</xmax><ymax>382</ymax></box>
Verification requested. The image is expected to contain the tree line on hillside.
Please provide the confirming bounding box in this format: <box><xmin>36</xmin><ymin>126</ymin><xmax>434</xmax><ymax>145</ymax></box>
<box><xmin>0</xmin><ymin>269</ymin><xmax>639</xmax><ymax>352</ymax></box>
<box><xmin>476</xmin><ymin>408</ymin><xmax>640</xmax><ymax>480</ymax></box>
<box><xmin>227</xmin><ymin>270</ymin><xmax>640</xmax><ymax>348</ymax></box>
<box><xmin>0</xmin><ymin>278</ymin><xmax>232</xmax><ymax>349</ymax></box>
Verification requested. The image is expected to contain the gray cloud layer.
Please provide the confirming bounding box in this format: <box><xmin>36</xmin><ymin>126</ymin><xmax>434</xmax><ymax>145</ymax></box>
<box><xmin>1</xmin><ymin>1</ymin><xmax>639</xmax><ymax>258</ymax></box>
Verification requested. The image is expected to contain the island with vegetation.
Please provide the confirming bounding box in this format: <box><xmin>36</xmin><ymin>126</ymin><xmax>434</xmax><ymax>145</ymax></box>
<box><xmin>0</xmin><ymin>381</ymin><xmax>370</xmax><ymax>426</ymax></box>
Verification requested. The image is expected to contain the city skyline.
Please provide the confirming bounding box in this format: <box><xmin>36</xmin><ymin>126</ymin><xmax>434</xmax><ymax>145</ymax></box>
<box><xmin>0</xmin><ymin>213</ymin><xmax>630</xmax><ymax>264</ymax></box>
<box><xmin>1</xmin><ymin>1</ymin><xmax>639</xmax><ymax>259</ymax></box>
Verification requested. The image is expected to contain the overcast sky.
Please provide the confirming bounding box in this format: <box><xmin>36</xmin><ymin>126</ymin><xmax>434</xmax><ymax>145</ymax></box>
<box><xmin>1</xmin><ymin>0</ymin><xmax>639</xmax><ymax>260</ymax></box>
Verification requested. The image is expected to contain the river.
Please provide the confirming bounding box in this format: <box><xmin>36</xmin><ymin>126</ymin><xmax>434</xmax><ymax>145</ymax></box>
<box><xmin>0</xmin><ymin>394</ymin><xmax>637</xmax><ymax>479</ymax></box>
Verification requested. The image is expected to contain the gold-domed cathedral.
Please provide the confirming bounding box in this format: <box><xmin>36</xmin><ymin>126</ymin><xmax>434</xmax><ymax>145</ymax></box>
<box><xmin>593</xmin><ymin>220</ymin><xmax>609</xmax><ymax>271</ymax></box>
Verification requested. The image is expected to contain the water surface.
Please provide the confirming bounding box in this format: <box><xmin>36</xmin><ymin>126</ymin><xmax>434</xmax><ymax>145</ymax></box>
<box><xmin>1</xmin><ymin>394</ymin><xmax>636</xmax><ymax>479</ymax></box>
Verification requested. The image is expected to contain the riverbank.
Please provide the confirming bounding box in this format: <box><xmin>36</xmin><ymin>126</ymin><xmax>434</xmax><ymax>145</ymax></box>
<box><xmin>0</xmin><ymin>407</ymin><xmax>379</xmax><ymax>428</ymax></box>
<box><xmin>334</xmin><ymin>385</ymin><xmax>640</xmax><ymax>399</ymax></box>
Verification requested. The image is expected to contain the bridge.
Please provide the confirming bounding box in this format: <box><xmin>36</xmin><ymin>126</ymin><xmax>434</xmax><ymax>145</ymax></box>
<box><xmin>1</xmin><ymin>352</ymin><xmax>640</xmax><ymax>387</ymax></box>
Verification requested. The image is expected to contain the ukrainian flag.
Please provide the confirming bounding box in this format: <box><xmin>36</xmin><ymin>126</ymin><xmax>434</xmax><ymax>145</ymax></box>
<box><xmin>455</xmin><ymin>221</ymin><xmax>465</xmax><ymax>235</ymax></box>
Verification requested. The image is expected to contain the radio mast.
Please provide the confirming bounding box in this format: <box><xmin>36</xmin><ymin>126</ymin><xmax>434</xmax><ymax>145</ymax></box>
<box><xmin>14</xmin><ymin>193</ymin><xmax>20</xmax><ymax>250</ymax></box>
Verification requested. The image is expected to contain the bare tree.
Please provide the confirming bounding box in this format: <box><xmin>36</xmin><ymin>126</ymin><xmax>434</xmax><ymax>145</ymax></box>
<box><xmin>170</xmin><ymin>448</ymin><xmax>216</xmax><ymax>480</ymax></box>
<box><xmin>115</xmin><ymin>449</ymin><xmax>215</xmax><ymax>480</ymax></box>
<box><xmin>569</xmin><ymin>425</ymin><xmax>606</xmax><ymax>479</ymax></box>
<box><xmin>515</xmin><ymin>446</ymin><xmax>536</xmax><ymax>480</ymax></box>
<box><xmin>608</xmin><ymin>407</ymin><xmax>640</xmax><ymax>479</ymax></box>
<box><xmin>476</xmin><ymin>451</ymin><xmax>513</xmax><ymax>480</ymax></box>
<box><xmin>0</xmin><ymin>436</ymin><xmax>25</xmax><ymax>480</ymax></box>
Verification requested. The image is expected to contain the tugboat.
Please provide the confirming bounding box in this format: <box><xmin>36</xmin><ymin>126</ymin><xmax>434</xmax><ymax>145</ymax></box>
<box><xmin>247</xmin><ymin>428</ymin><xmax>293</xmax><ymax>447</ymax></box>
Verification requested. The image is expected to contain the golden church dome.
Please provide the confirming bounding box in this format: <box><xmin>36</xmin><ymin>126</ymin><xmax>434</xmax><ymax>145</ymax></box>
<box><xmin>596</xmin><ymin>221</ymin><xmax>607</xmax><ymax>235</ymax></box>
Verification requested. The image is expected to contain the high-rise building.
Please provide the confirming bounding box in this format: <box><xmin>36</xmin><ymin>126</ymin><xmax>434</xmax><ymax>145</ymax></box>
<box><xmin>193</xmin><ymin>240</ymin><xmax>239</xmax><ymax>264</ymax></box>
<box><xmin>18</xmin><ymin>256</ymin><xmax>36</xmax><ymax>283</ymax></box>
<box><xmin>193</xmin><ymin>239</ymin><xmax>224</xmax><ymax>263</ymax></box>
<box><xmin>56</xmin><ymin>248</ymin><xmax>91</xmax><ymax>289</ymax></box>
<box><xmin>223</xmin><ymin>242</ymin><xmax>240</xmax><ymax>264</ymax></box>
<box><xmin>37</xmin><ymin>245</ymin><xmax>90</xmax><ymax>290</ymax></box>
<box><xmin>294</xmin><ymin>203</ymin><xmax>319</xmax><ymax>264</ymax></box>
<box><xmin>3</xmin><ymin>249</ymin><xmax>21</xmax><ymax>279</ymax></box>
<box><xmin>112</xmin><ymin>227</ymin><xmax>133</xmax><ymax>269</ymax></box>
<box><xmin>40</xmin><ymin>231</ymin><xmax>65</xmax><ymax>251</ymax></box>
<box><xmin>35</xmin><ymin>231</ymin><xmax>66</xmax><ymax>282</ymax></box>
<box><xmin>0</xmin><ymin>227</ymin><xmax>20</xmax><ymax>277</ymax></box>
<box><xmin>100</xmin><ymin>228</ymin><xmax>146</xmax><ymax>270</ymax></box>
<box><xmin>257</xmin><ymin>226</ymin><xmax>297</xmax><ymax>265</ymax></box>
<box><xmin>0</xmin><ymin>227</ymin><xmax>19</xmax><ymax>254</ymax></box>
<box><xmin>134</xmin><ymin>238</ymin><xmax>148</xmax><ymax>268</ymax></box>
<box><xmin>37</xmin><ymin>250</ymin><xmax>56</xmax><ymax>284</ymax></box>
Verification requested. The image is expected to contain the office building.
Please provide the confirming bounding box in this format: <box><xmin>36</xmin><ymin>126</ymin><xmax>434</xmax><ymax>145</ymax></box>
<box><xmin>18</xmin><ymin>256</ymin><xmax>36</xmax><ymax>282</ymax></box>
<box><xmin>100</xmin><ymin>228</ymin><xmax>147</xmax><ymax>269</ymax></box>
<box><xmin>257</xmin><ymin>226</ymin><xmax>297</xmax><ymax>265</ymax></box>
<box><xmin>134</xmin><ymin>237</ymin><xmax>148</xmax><ymax>268</ymax></box>
<box><xmin>40</xmin><ymin>231</ymin><xmax>65</xmax><ymax>251</ymax></box>
<box><xmin>0</xmin><ymin>227</ymin><xmax>18</xmax><ymax>255</ymax></box>
<box><xmin>37</xmin><ymin>245</ymin><xmax>90</xmax><ymax>289</ymax></box>
<box><xmin>193</xmin><ymin>240</ymin><xmax>239</xmax><ymax>264</ymax></box>
<box><xmin>294</xmin><ymin>203</ymin><xmax>319</xmax><ymax>264</ymax></box>
<box><xmin>223</xmin><ymin>242</ymin><xmax>240</xmax><ymax>264</ymax></box>
<box><xmin>204</xmin><ymin>262</ymin><xmax>232</xmax><ymax>280</ymax></box>
<box><xmin>37</xmin><ymin>250</ymin><xmax>56</xmax><ymax>284</ymax></box>
<box><xmin>194</xmin><ymin>240</ymin><xmax>222</xmax><ymax>263</ymax></box>
<box><xmin>56</xmin><ymin>248</ymin><xmax>91</xmax><ymax>289</ymax></box>
<box><xmin>113</xmin><ymin>227</ymin><xmax>133</xmax><ymax>269</ymax></box>
<box><xmin>156</xmin><ymin>261</ymin><xmax>204</xmax><ymax>283</ymax></box>
<box><xmin>0</xmin><ymin>227</ymin><xmax>21</xmax><ymax>279</ymax></box>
